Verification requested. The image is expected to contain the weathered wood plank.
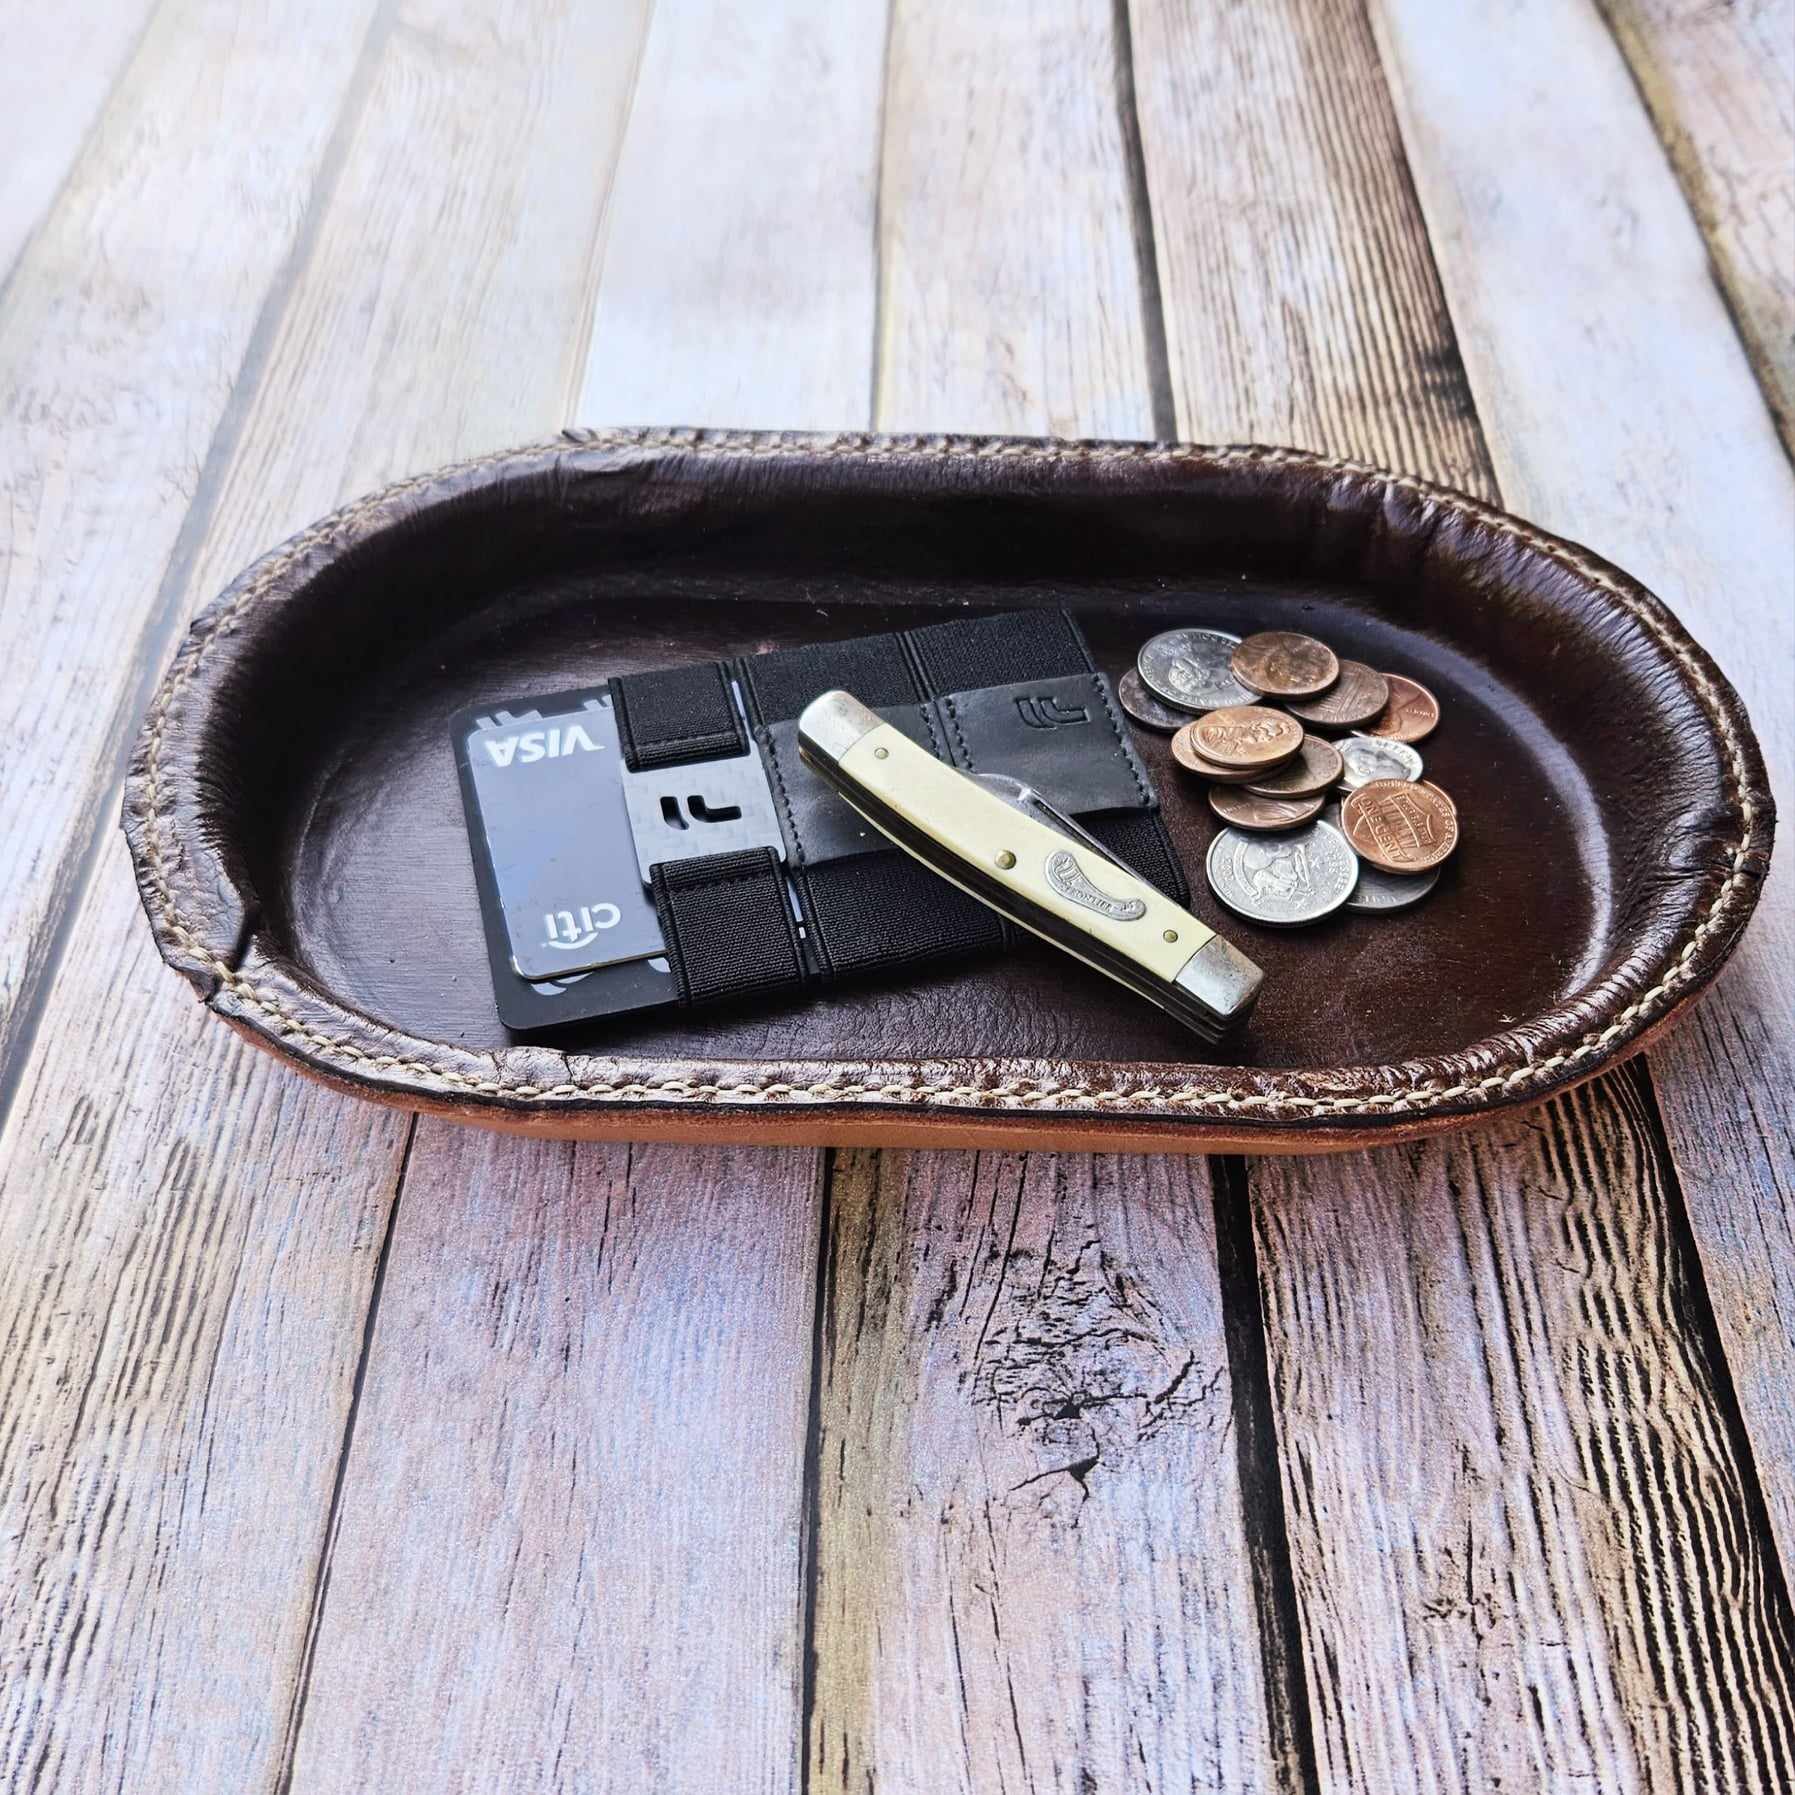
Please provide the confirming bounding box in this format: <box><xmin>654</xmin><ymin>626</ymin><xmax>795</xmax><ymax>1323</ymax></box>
<box><xmin>578</xmin><ymin>0</ymin><xmax>888</xmax><ymax>429</ymax></box>
<box><xmin>873</xmin><ymin>0</ymin><xmax>1161</xmax><ymax>438</ymax></box>
<box><xmin>1372</xmin><ymin>0</ymin><xmax>1795</xmax><ymax>1580</ymax></box>
<box><xmin>288</xmin><ymin>6</ymin><xmax>887</xmax><ymax>1789</ymax></box>
<box><xmin>1134</xmin><ymin>0</ymin><xmax>1795</xmax><ymax>1785</ymax></box>
<box><xmin>812</xmin><ymin>1150</ymin><xmax>1290</xmax><ymax>1793</ymax></box>
<box><xmin>1596</xmin><ymin>0</ymin><xmax>1795</xmax><ymax>453</ymax></box>
<box><xmin>0</xmin><ymin>3</ymin><xmax>651</xmax><ymax>1787</ymax></box>
<box><xmin>1260</xmin><ymin>1068</ymin><xmax>1795</xmax><ymax>1792</ymax></box>
<box><xmin>0</xmin><ymin>0</ymin><xmax>157</xmax><ymax>282</ymax></box>
<box><xmin>0</xmin><ymin>0</ymin><xmax>380</xmax><ymax>1083</ymax></box>
<box><xmin>287</xmin><ymin>1136</ymin><xmax>825</xmax><ymax>1794</ymax></box>
<box><xmin>805</xmin><ymin>7</ymin><xmax>1286</xmax><ymax>1790</ymax></box>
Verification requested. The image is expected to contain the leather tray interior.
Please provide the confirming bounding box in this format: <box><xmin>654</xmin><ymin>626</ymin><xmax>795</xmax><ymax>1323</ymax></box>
<box><xmin>123</xmin><ymin>429</ymin><xmax>1773</xmax><ymax>1151</ymax></box>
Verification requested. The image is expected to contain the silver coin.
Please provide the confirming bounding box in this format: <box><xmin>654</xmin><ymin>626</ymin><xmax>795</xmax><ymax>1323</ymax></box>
<box><xmin>1116</xmin><ymin>666</ymin><xmax>1192</xmax><ymax>732</ymax></box>
<box><xmin>1322</xmin><ymin>801</ymin><xmax>1440</xmax><ymax>911</ymax></box>
<box><xmin>1205</xmin><ymin>819</ymin><xmax>1359</xmax><ymax>927</ymax></box>
<box><xmin>1337</xmin><ymin>734</ymin><xmax>1423</xmax><ymax>789</ymax></box>
<box><xmin>1137</xmin><ymin>627</ymin><xmax>1256</xmax><ymax>711</ymax></box>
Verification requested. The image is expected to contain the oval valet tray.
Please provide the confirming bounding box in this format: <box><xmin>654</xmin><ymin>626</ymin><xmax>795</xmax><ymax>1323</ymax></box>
<box><xmin>124</xmin><ymin>428</ymin><xmax>1773</xmax><ymax>1153</ymax></box>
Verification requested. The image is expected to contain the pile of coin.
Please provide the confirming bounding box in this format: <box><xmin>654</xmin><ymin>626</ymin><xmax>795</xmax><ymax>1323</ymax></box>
<box><xmin>1121</xmin><ymin>627</ymin><xmax>1460</xmax><ymax>928</ymax></box>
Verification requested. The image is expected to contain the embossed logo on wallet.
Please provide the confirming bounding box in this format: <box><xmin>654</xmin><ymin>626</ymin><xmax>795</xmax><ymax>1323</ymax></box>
<box><xmin>1044</xmin><ymin>848</ymin><xmax>1146</xmax><ymax>921</ymax></box>
<box><xmin>1014</xmin><ymin>693</ymin><xmax>1091</xmax><ymax>731</ymax></box>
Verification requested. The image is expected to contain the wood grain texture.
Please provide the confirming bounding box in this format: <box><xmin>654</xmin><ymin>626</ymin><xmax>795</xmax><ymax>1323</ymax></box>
<box><xmin>0</xmin><ymin>0</ymin><xmax>380</xmax><ymax>1082</ymax></box>
<box><xmin>1370</xmin><ymin>0</ymin><xmax>1795</xmax><ymax>1576</ymax></box>
<box><xmin>286</xmin><ymin>1136</ymin><xmax>824</xmax><ymax>1794</ymax></box>
<box><xmin>874</xmin><ymin>0</ymin><xmax>1159</xmax><ymax>438</ymax></box>
<box><xmin>285</xmin><ymin>7</ymin><xmax>888</xmax><ymax>1788</ymax></box>
<box><xmin>809</xmin><ymin>1150</ymin><xmax>1288</xmax><ymax>1793</ymax></box>
<box><xmin>803</xmin><ymin>9</ymin><xmax>1285</xmax><ymax>1790</ymax></box>
<box><xmin>1134</xmin><ymin>0</ymin><xmax>1795</xmax><ymax>1785</ymax></box>
<box><xmin>1597</xmin><ymin>0</ymin><xmax>1795</xmax><ymax>453</ymax></box>
<box><xmin>0</xmin><ymin>0</ymin><xmax>157</xmax><ymax>282</ymax></box>
<box><xmin>1254</xmin><ymin>1069</ymin><xmax>1795</xmax><ymax>1793</ymax></box>
<box><xmin>578</xmin><ymin>0</ymin><xmax>890</xmax><ymax>430</ymax></box>
<box><xmin>0</xmin><ymin>2</ymin><xmax>652</xmax><ymax>1788</ymax></box>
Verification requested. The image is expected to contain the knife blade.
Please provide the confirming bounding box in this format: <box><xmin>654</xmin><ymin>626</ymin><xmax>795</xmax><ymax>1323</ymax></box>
<box><xmin>796</xmin><ymin>689</ymin><xmax>1262</xmax><ymax>1043</ymax></box>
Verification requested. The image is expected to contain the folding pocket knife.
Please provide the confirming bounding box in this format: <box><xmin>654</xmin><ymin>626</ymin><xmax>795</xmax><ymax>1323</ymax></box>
<box><xmin>796</xmin><ymin>690</ymin><xmax>1262</xmax><ymax>1044</ymax></box>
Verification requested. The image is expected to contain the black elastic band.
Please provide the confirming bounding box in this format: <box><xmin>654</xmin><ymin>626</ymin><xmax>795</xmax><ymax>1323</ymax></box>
<box><xmin>613</xmin><ymin>662</ymin><xmax>747</xmax><ymax>770</ymax></box>
<box><xmin>649</xmin><ymin>847</ymin><xmax>804</xmax><ymax>1006</ymax></box>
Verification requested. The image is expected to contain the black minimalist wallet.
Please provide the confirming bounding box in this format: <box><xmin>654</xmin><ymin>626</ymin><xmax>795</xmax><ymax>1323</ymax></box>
<box><xmin>453</xmin><ymin>608</ymin><xmax>1186</xmax><ymax>1033</ymax></box>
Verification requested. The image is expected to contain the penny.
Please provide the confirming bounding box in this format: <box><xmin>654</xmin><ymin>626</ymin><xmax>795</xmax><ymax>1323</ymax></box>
<box><xmin>1230</xmin><ymin>630</ymin><xmax>1339</xmax><ymax>699</ymax></box>
<box><xmin>1243</xmin><ymin>732</ymin><xmax>1344</xmax><ymax>799</ymax></box>
<box><xmin>1208</xmin><ymin>787</ymin><xmax>1325</xmax><ymax>833</ymax></box>
<box><xmin>1284</xmin><ymin>659</ymin><xmax>1390</xmax><ymax>730</ymax></box>
<box><xmin>1116</xmin><ymin>666</ymin><xmax>1192</xmax><ymax>732</ymax></box>
<box><xmin>1137</xmin><ymin>628</ymin><xmax>1257</xmax><ymax>711</ymax></box>
<box><xmin>1363</xmin><ymin>672</ymin><xmax>1441</xmax><ymax>744</ymax></box>
<box><xmin>1323</xmin><ymin>799</ymin><xmax>1442</xmax><ymax>911</ymax></box>
<box><xmin>1171</xmin><ymin>722</ymin><xmax>1286</xmax><ymax>783</ymax></box>
<box><xmin>1341</xmin><ymin>778</ymin><xmax>1460</xmax><ymax>874</ymax></box>
<box><xmin>1337</xmin><ymin>733</ymin><xmax>1423</xmax><ymax>789</ymax></box>
<box><xmin>1190</xmin><ymin>705</ymin><xmax>1305</xmax><ymax>770</ymax></box>
<box><xmin>1206</xmin><ymin>820</ymin><xmax>1359</xmax><ymax>927</ymax></box>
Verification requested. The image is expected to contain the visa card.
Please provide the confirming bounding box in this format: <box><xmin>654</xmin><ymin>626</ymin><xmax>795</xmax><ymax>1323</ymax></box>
<box><xmin>453</xmin><ymin>686</ymin><xmax>675</xmax><ymax>1032</ymax></box>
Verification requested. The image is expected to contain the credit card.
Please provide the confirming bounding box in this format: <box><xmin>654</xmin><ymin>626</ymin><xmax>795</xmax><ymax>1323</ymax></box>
<box><xmin>456</xmin><ymin>690</ymin><xmax>664</xmax><ymax>980</ymax></box>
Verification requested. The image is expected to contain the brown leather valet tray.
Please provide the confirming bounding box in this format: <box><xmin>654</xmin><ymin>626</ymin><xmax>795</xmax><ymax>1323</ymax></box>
<box><xmin>123</xmin><ymin>428</ymin><xmax>1774</xmax><ymax>1153</ymax></box>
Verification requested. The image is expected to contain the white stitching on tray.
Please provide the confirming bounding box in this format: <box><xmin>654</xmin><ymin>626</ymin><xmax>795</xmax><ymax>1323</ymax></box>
<box><xmin>138</xmin><ymin>429</ymin><xmax>1762</xmax><ymax>1120</ymax></box>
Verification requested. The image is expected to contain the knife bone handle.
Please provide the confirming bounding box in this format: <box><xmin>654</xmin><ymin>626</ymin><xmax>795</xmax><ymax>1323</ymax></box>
<box><xmin>796</xmin><ymin>690</ymin><xmax>1261</xmax><ymax>1040</ymax></box>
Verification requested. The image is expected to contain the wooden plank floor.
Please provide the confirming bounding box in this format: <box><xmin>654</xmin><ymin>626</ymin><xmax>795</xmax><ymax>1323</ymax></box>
<box><xmin>1</xmin><ymin>2</ymin><xmax>1789</xmax><ymax>1791</ymax></box>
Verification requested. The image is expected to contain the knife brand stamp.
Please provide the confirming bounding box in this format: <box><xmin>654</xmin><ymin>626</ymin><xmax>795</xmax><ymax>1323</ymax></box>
<box><xmin>1044</xmin><ymin>848</ymin><xmax>1147</xmax><ymax>921</ymax></box>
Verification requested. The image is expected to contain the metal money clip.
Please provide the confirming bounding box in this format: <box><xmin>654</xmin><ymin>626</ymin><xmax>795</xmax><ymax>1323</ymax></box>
<box><xmin>796</xmin><ymin>689</ymin><xmax>1262</xmax><ymax>1044</ymax></box>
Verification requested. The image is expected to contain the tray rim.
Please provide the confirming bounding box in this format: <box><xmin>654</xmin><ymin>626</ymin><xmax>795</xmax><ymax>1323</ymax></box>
<box><xmin>123</xmin><ymin>426</ymin><xmax>1775</xmax><ymax>1146</ymax></box>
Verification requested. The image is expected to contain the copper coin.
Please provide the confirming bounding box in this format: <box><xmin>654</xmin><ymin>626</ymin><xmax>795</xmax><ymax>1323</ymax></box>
<box><xmin>1230</xmin><ymin>630</ymin><xmax>1340</xmax><ymax>699</ymax></box>
<box><xmin>1363</xmin><ymin>672</ymin><xmax>1441</xmax><ymax>744</ymax></box>
<box><xmin>1208</xmin><ymin>787</ymin><xmax>1325</xmax><ymax>833</ymax></box>
<box><xmin>1171</xmin><ymin>722</ymin><xmax>1291</xmax><ymax>783</ymax></box>
<box><xmin>1340</xmin><ymin>778</ymin><xmax>1459</xmax><ymax>874</ymax></box>
<box><xmin>1189</xmin><ymin>705</ymin><xmax>1305</xmax><ymax>770</ymax></box>
<box><xmin>1244</xmin><ymin>732</ymin><xmax>1344</xmax><ymax>799</ymax></box>
<box><xmin>1284</xmin><ymin>659</ymin><xmax>1390</xmax><ymax>730</ymax></box>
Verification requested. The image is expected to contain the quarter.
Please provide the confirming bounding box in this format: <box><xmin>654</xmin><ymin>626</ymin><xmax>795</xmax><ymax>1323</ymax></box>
<box><xmin>1116</xmin><ymin>666</ymin><xmax>1192</xmax><ymax>732</ymax></box>
<box><xmin>1230</xmin><ymin>630</ymin><xmax>1340</xmax><ymax>699</ymax></box>
<box><xmin>1190</xmin><ymin>705</ymin><xmax>1305</xmax><ymax>770</ymax></box>
<box><xmin>1208</xmin><ymin>787</ymin><xmax>1325</xmax><ymax>832</ymax></box>
<box><xmin>1363</xmin><ymin>672</ymin><xmax>1441</xmax><ymax>743</ymax></box>
<box><xmin>1337</xmin><ymin>734</ymin><xmax>1423</xmax><ymax>788</ymax></box>
<box><xmin>1137</xmin><ymin>628</ymin><xmax>1257</xmax><ymax>711</ymax></box>
<box><xmin>1206</xmin><ymin>820</ymin><xmax>1359</xmax><ymax>927</ymax></box>
<box><xmin>1284</xmin><ymin>659</ymin><xmax>1390</xmax><ymax>730</ymax></box>
<box><xmin>1244</xmin><ymin>732</ymin><xmax>1344</xmax><ymax>798</ymax></box>
<box><xmin>1340</xmin><ymin>778</ymin><xmax>1459</xmax><ymax>874</ymax></box>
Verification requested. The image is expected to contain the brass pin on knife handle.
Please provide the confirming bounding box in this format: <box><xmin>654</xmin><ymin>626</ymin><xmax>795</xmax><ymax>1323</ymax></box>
<box><xmin>796</xmin><ymin>690</ymin><xmax>1262</xmax><ymax>1042</ymax></box>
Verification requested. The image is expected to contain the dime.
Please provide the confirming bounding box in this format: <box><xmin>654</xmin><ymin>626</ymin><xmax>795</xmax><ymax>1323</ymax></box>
<box><xmin>1206</xmin><ymin>820</ymin><xmax>1359</xmax><ymax>927</ymax></box>
<box><xmin>1363</xmin><ymin>672</ymin><xmax>1441</xmax><ymax>744</ymax></box>
<box><xmin>1116</xmin><ymin>666</ymin><xmax>1192</xmax><ymax>732</ymax></box>
<box><xmin>1340</xmin><ymin>778</ymin><xmax>1459</xmax><ymax>874</ymax></box>
<box><xmin>1171</xmin><ymin>722</ymin><xmax>1279</xmax><ymax>783</ymax></box>
<box><xmin>1230</xmin><ymin>630</ymin><xmax>1339</xmax><ymax>699</ymax></box>
<box><xmin>1337</xmin><ymin>733</ymin><xmax>1423</xmax><ymax>789</ymax></box>
<box><xmin>1284</xmin><ymin>659</ymin><xmax>1390</xmax><ymax>730</ymax></box>
<box><xmin>1208</xmin><ymin>787</ymin><xmax>1325</xmax><ymax>832</ymax></box>
<box><xmin>1137</xmin><ymin>628</ymin><xmax>1257</xmax><ymax>711</ymax></box>
<box><xmin>1243</xmin><ymin>732</ymin><xmax>1344</xmax><ymax>799</ymax></box>
<box><xmin>1190</xmin><ymin>705</ymin><xmax>1304</xmax><ymax>770</ymax></box>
